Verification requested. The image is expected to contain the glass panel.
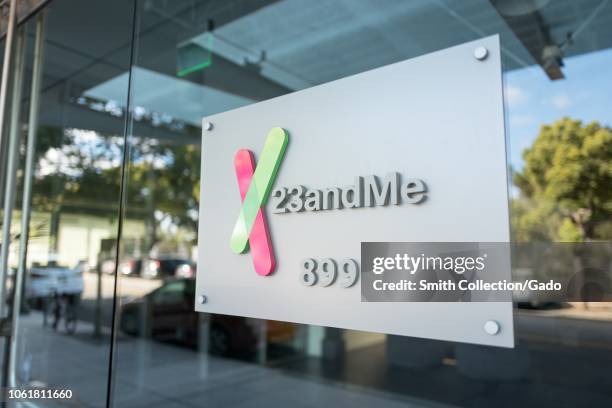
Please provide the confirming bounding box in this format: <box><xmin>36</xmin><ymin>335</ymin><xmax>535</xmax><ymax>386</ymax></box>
<box><xmin>4</xmin><ymin>0</ymin><xmax>135</xmax><ymax>406</ymax></box>
<box><xmin>111</xmin><ymin>0</ymin><xmax>612</xmax><ymax>407</ymax></box>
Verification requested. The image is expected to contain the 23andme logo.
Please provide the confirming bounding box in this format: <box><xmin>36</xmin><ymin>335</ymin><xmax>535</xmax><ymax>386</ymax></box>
<box><xmin>230</xmin><ymin>127</ymin><xmax>289</xmax><ymax>276</ymax></box>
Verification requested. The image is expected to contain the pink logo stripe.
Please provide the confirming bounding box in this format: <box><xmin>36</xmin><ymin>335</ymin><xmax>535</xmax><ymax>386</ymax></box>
<box><xmin>234</xmin><ymin>149</ymin><xmax>276</xmax><ymax>276</ymax></box>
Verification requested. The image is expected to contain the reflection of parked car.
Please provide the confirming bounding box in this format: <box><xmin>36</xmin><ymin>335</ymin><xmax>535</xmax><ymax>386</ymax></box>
<box><xmin>513</xmin><ymin>267</ymin><xmax>565</xmax><ymax>310</ymax></box>
<box><xmin>27</xmin><ymin>262</ymin><xmax>84</xmax><ymax>306</ymax></box>
<box><xmin>141</xmin><ymin>258</ymin><xmax>195</xmax><ymax>279</ymax></box>
<box><xmin>175</xmin><ymin>262</ymin><xmax>196</xmax><ymax>279</ymax></box>
<box><xmin>119</xmin><ymin>258</ymin><xmax>143</xmax><ymax>277</ymax></box>
<box><xmin>119</xmin><ymin>279</ymin><xmax>295</xmax><ymax>356</ymax></box>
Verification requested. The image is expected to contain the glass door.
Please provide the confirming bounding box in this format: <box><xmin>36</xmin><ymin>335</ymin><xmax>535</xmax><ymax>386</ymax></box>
<box><xmin>109</xmin><ymin>1</ymin><xmax>612</xmax><ymax>407</ymax></box>
<box><xmin>0</xmin><ymin>1</ymin><xmax>135</xmax><ymax>406</ymax></box>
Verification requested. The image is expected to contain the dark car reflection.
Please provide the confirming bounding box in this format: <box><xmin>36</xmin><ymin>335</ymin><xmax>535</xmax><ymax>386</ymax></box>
<box><xmin>119</xmin><ymin>279</ymin><xmax>296</xmax><ymax>357</ymax></box>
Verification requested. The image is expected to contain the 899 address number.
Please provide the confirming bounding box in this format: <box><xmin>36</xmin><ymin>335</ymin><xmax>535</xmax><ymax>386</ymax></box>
<box><xmin>300</xmin><ymin>258</ymin><xmax>359</xmax><ymax>288</ymax></box>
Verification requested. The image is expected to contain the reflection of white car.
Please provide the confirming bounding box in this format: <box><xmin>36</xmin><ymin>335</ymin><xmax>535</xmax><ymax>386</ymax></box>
<box><xmin>512</xmin><ymin>267</ymin><xmax>534</xmax><ymax>303</ymax></box>
<box><xmin>27</xmin><ymin>264</ymin><xmax>84</xmax><ymax>300</ymax></box>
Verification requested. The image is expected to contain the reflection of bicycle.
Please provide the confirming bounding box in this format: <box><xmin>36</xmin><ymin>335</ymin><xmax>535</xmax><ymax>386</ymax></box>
<box><xmin>42</xmin><ymin>293</ymin><xmax>79</xmax><ymax>334</ymax></box>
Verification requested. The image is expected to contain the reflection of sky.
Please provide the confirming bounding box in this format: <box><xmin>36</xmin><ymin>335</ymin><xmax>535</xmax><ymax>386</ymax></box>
<box><xmin>505</xmin><ymin>47</ymin><xmax>612</xmax><ymax>170</ymax></box>
<box><xmin>85</xmin><ymin>67</ymin><xmax>253</xmax><ymax>127</ymax></box>
<box><xmin>86</xmin><ymin>45</ymin><xmax>612</xmax><ymax>174</ymax></box>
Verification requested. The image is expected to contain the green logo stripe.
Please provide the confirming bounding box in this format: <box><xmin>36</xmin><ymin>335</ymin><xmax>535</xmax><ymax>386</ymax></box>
<box><xmin>230</xmin><ymin>127</ymin><xmax>288</xmax><ymax>254</ymax></box>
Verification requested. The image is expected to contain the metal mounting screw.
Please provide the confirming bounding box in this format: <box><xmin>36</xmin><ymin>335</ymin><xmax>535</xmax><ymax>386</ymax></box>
<box><xmin>203</xmin><ymin>122</ymin><xmax>213</xmax><ymax>131</ymax></box>
<box><xmin>198</xmin><ymin>295</ymin><xmax>207</xmax><ymax>304</ymax></box>
<box><xmin>484</xmin><ymin>320</ymin><xmax>500</xmax><ymax>335</ymax></box>
<box><xmin>474</xmin><ymin>46</ymin><xmax>488</xmax><ymax>61</ymax></box>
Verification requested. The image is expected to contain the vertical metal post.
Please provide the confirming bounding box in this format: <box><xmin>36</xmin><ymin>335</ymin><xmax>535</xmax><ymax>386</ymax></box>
<box><xmin>8</xmin><ymin>12</ymin><xmax>46</xmax><ymax>387</ymax></box>
<box><xmin>0</xmin><ymin>0</ymin><xmax>19</xmax><ymax>393</ymax></box>
<box><xmin>94</xmin><ymin>265</ymin><xmax>102</xmax><ymax>338</ymax></box>
<box><xmin>0</xmin><ymin>24</ymin><xmax>26</xmax><ymax>319</ymax></box>
<box><xmin>0</xmin><ymin>0</ymin><xmax>17</xmax><ymax>155</ymax></box>
<box><xmin>0</xmin><ymin>0</ymin><xmax>18</xmax><ymax>210</ymax></box>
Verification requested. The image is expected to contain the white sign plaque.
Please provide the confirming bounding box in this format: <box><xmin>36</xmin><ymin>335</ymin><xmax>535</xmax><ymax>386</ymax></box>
<box><xmin>197</xmin><ymin>35</ymin><xmax>514</xmax><ymax>347</ymax></box>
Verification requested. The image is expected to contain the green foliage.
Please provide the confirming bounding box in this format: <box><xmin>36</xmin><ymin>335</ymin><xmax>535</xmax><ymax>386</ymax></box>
<box><xmin>557</xmin><ymin>217</ymin><xmax>584</xmax><ymax>242</ymax></box>
<box><xmin>125</xmin><ymin>143</ymin><xmax>201</xmax><ymax>231</ymax></box>
<box><xmin>511</xmin><ymin>199</ymin><xmax>559</xmax><ymax>242</ymax></box>
<box><xmin>513</xmin><ymin>118</ymin><xmax>612</xmax><ymax>241</ymax></box>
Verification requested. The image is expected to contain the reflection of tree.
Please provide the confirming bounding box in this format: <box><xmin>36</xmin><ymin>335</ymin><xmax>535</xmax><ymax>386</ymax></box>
<box><xmin>30</xmin><ymin>126</ymin><xmax>123</xmax><ymax>213</ymax></box>
<box><xmin>27</xmin><ymin>126</ymin><xmax>200</xmax><ymax>253</ymax></box>
<box><xmin>125</xmin><ymin>141</ymin><xmax>200</xmax><ymax>250</ymax></box>
<box><xmin>513</xmin><ymin>118</ymin><xmax>611</xmax><ymax>242</ymax></box>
